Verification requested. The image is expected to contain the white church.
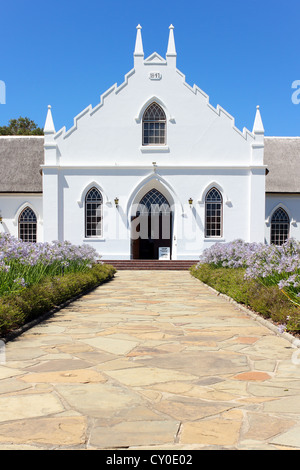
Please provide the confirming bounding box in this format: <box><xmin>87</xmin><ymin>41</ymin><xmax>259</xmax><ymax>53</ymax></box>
<box><xmin>0</xmin><ymin>25</ymin><xmax>299</xmax><ymax>261</ymax></box>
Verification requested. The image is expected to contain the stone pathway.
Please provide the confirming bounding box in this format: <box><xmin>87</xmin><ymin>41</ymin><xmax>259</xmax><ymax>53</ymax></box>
<box><xmin>1</xmin><ymin>270</ymin><xmax>300</xmax><ymax>450</ymax></box>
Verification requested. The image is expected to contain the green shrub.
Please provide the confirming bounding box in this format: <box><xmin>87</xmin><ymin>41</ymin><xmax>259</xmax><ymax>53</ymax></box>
<box><xmin>190</xmin><ymin>264</ymin><xmax>300</xmax><ymax>333</ymax></box>
<box><xmin>0</xmin><ymin>263</ymin><xmax>116</xmax><ymax>338</ymax></box>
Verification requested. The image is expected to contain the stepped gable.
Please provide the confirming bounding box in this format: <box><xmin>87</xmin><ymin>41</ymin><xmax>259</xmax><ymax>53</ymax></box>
<box><xmin>53</xmin><ymin>24</ymin><xmax>255</xmax><ymax>144</ymax></box>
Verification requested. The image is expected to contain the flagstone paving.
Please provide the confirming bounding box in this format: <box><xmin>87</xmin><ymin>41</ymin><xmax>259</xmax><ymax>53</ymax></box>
<box><xmin>1</xmin><ymin>270</ymin><xmax>300</xmax><ymax>450</ymax></box>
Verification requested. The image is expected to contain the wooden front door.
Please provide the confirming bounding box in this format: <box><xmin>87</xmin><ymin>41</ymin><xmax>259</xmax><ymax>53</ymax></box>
<box><xmin>131</xmin><ymin>212</ymin><xmax>172</xmax><ymax>260</ymax></box>
<box><xmin>131</xmin><ymin>189</ymin><xmax>172</xmax><ymax>260</ymax></box>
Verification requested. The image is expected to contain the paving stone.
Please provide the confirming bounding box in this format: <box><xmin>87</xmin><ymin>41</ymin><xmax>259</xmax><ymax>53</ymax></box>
<box><xmin>20</xmin><ymin>368</ymin><xmax>107</xmax><ymax>384</ymax></box>
<box><xmin>180</xmin><ymin>416</ymin><xmax>242</xmax><ymax>446</ymax></box>
<box><xmin>253</xmin><ymin>360</ymin><xmax>276</xmax><ymax>372</ymax></box>
<box><xmin>139</xmin><ymin>350</ymin><xmax>249</xmax><ymax>377</ymax></box>
<box><xmin>0</xmin><ymin>394</ymin><xmax>65</xmax><ymax>422</ymax></box>
<box><xmin>153</xmin><ymin>396</ymin><xmax>235</xmax><ymax>421</ymax></box>
<box><xmin>0</xmin><ymin>366</ymin><xmax>24</xmax><ymax>380</ymax></box>
<box><xmin>25</xmin><ymin>359</ymin><xmax>94</xmax><ymax>373</ymax></box>
<box><xmin>89</xmin><ymin>420</ymin><xmax>180</xmax><ymax>448</ymax></box>
<box><xmin>233</xmin><ymin>371</ymin><xmax>272</xmax><ymax>381</ymax></box>
<box><xmin>5</xmin><ymin>347</ymin><xmax>46</xmax><ymax>362</ymax></box>
<box><xmin>243</xmin><ymin>412</ymin><xmax>295</xmax><ymax>441</ymax></box>
<box><xmin>263</xmin><ymin>396</ymin><xmax>300</xmax><ymax>413</ymax></box>
<box><xmin>270</xmin><ymin>425</ymin><xmax>300</xmax><ymax>448</ymax></box>
<box><xmin>0</xmin><ymin>417</ymin><xmax>87</xmax><ymax>446</ymax></box>
<box><xmin>104</xmin><ymin>366</ymin><xmax>198</xmax><ymax>386</ymax></box>
<box><xmin>0</xmin><ymin>378</ymin><xmax>32</xmax><ymax>395</ymax></box>
<box><xmin>235</xmin><ymin>337</ymin><xmax>259</xmax><ymax>344</ymax></box>
<box><xmin>55</xmin><ymin>382</ymin><xmax>145</xmax><ymax>418</ymax></box>
<box><xmin>79</xmin><ymin>336</ymin><xmax>140</xmax><ymax>355</ymax></box>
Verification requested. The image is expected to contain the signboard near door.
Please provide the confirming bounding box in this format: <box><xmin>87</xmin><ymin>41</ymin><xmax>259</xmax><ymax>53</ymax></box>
<box><xmin>159</xmin><ymin>247</ymin><xmax>170</xmax><ymax>260</ymax></box>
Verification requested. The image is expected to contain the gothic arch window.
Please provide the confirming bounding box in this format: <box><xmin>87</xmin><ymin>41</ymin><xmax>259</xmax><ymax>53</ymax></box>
<box><xmin>85</xmin><ymin>187</ymin><xmax>103</xmax><ymax>238</ymax></box>
<box><xmin>205</xmin><ymin>188</ymin><xmax>223</xmax><ymax>238</ymax></box>
<box><xmin>270</xmin><ymin>207</ymin><xmax>290</xmax><ymax>245</ymax></box>
<box><xmin>142</xmin><ymin>102</ymin><xmax>166</xmax><ymax>146</ymax></box>
<box><xmin>137</xmin><ymin>188</ymin><xmax>170</xmax><ymax>214</ymax></box>
<box><xmin>19</xmin><ymin>207</ymin><xmax>37</xmax><ymax>243</ymax></box>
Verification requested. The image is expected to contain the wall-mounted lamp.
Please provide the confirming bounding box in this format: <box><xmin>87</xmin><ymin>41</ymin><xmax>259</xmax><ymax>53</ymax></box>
<box><xmin>188</xmin><ymin>198</ymin><xmax>193</xmax><ymax>206</ymax></box>
<box><xmin>114</xmin><ymin>197</ymin><xmax>119</xmax><ymax>207</ymax></box>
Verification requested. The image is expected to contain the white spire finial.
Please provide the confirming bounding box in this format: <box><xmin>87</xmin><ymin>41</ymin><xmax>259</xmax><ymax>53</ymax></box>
<box><xmin>44</xmin><ymin>105</ymin><xmax>55</xmax><ymax>135</ymax></box>
<box><xmin>166</xmin><ymin>24</ymin><xmax>177</xmax><ymax>57</ymax></box>
<box><xmin>134</xmin><ymin>24</ymin><xmax>144</xmax><ymax>57</ymax></box>
<box><xmin>253</xmin><ymin>105</ymin><xmax>264</xmax><ymax>135</ymax></box>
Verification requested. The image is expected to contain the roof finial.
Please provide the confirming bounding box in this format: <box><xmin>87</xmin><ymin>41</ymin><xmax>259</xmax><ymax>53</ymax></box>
<box><xmin>44</xmin><ymin>105</ymin><xmax>55</xmax><ymax>135</ymax></box>
<box><xmin>166</xmin><ymin>24</ymin><xmax>177</xmax><ymax>57</ymax></box>
<box><xmin>134</xmin><ymin>24</ymin><xmax>144</xmax><ymax>57</ymax></box>
<box><xmin>253</xmin><ymin>105</ymin><xmax>264</xmax><ymax>135</ymax></box>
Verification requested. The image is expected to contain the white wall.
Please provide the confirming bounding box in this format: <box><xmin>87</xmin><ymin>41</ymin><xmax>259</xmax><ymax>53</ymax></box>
<box><xmin>0</xmin><ymin>194</ymin><xmax>43</xmax><ymax>242</ymax></box>
<box><xmin>265</xmin><ymin>194</ymin><xmax>300</xmax><ymax>243</ymax></box>
<box><xmin>42</xmin><ymin>166</ymin><xmax>265</xmax><ymax>260</ymax></box>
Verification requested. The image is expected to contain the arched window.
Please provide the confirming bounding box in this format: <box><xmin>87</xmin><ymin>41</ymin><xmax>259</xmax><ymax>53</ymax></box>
<box><xmin>271</xmin><ymin>207</ymin><xmax>289</xmax><ymax>245</ymax></box>
<box><xmin>19</xmin><ymin>207</ymin><xmax>37</xmax><ymax>243</ymax></box>
<box><xmin>138</xmin><ymin>189</ymin><xmax>170</xmax><ymax>214</ymax></box>
<box><xmin>142</xmin><ymin>102</ymin><xmax>166</xmax><ymax>146</ymax></box>
<box><xmin>85</xmin><ymin>187</ymin><xmax>103</xmax><ymax>238</ymax></box>
<box><xmin>205</xmin><ymin>188</ymin><xmax>223</xmax><ymax>238</ymax></box>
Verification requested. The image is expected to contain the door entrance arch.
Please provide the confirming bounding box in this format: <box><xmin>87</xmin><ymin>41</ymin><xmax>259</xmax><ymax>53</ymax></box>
<box><xmin>131</xmin><ymin>188</ymin><xmax>173</xmax><ymax>259</ymax></box>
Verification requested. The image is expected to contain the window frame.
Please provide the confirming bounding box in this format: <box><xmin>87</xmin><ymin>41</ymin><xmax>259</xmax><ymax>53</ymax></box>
<box><xmin>270</xmin><ymin>207</ymin><xmax>290</xmax><ymax>245</ymax></box>
<box><xmin>18</xmin><ymin>207</ymin><xmax>37</xmax><ymax>243</ymax></box>
<box><xmin>205</xmin><ymin>187</ymin><xmax>223</xmax><ymax>238</ymax></box>
<box><xmin>142</xmin><ymin>102</ymin><xmax>166</xmax><ymax>146</ymax></box>
<box><xmin>85</xmin><ymin>187</ymin><xmax>103</xmax><ymax>238</ymax></box>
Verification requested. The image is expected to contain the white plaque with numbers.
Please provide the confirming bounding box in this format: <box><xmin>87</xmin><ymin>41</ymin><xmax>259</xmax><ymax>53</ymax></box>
<box><xmin>149</xmin><ymin>72</ymin><xmax>162</xmax><ymax>81</ymax></box>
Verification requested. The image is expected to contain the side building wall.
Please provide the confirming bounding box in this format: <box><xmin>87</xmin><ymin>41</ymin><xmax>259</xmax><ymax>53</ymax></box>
<box><xmin>265</xmin><ymin>193</ymin><xmax>300</xmax><ymax>244</ymax></box>
<box><xmin>0</xmin><ymin>194</ymin><xmax>43</xmax><ymax>242</ymax></box>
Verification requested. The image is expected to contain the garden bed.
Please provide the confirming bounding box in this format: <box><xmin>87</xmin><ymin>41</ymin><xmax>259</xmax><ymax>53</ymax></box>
<box><xmin>0</xmin><ymin>263</ymin><xmax>115</xmax><ymax>339</ymax></box>
<box><xmin>0</xmin><ymin>234</ymin><xmax>116</xmax><ymax>339</ymax></box>
<box><xmin>190</xmin><ymin>239</ymin><xmax>300</xmax><ymax>336</ymax></box>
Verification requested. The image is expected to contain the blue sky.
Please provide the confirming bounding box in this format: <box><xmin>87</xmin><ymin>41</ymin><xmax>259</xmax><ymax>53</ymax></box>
<box><xmin>0</xmin><ymin>0</ymin><xmax>299</xmax><ymax>136</ymax></box>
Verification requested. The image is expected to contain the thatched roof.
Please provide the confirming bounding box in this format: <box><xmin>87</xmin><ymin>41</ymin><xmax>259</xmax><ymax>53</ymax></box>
<box><xmin>0</xmin><ymin>136</ymin><xmax>43</xmax><ymax>192</ymax></box>
<box><xmin>264</xmin><ymin>137</ymin><xmax>300</xmax><ymax>193</ymax></box>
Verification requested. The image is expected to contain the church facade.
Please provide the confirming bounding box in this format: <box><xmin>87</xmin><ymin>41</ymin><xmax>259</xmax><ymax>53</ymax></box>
<box><xmin>0</xmin><ymin>26</ymin><xmax>299</xmax><ymax>260</ymax></box>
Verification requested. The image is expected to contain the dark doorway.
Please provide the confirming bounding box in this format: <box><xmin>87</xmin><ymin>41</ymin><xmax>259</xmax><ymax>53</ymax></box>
<box><xmin>131</xmin><ymin>189</ymin><xmax>172</xmax><ymax>260</ymax></box>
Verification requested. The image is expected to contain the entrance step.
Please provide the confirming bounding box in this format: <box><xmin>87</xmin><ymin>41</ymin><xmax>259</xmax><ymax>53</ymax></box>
<box><xmin>102</xmin><ymin>260</ymin><xmax>199</xmax><ymax>270</ymax></box>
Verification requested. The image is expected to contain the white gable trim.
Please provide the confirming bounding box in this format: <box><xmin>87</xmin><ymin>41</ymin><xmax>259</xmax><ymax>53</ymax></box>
<box><xmin>144</xmin><ymin>52</ymin><xmax>167</xmax><ymax>65</ymax></box>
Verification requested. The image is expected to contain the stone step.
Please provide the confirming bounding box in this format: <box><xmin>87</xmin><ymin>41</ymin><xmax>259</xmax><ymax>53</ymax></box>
<box><xmin>102</xmin><ymin>260</ymin><xmax>199</xmax><ymax>270</ymax></box>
